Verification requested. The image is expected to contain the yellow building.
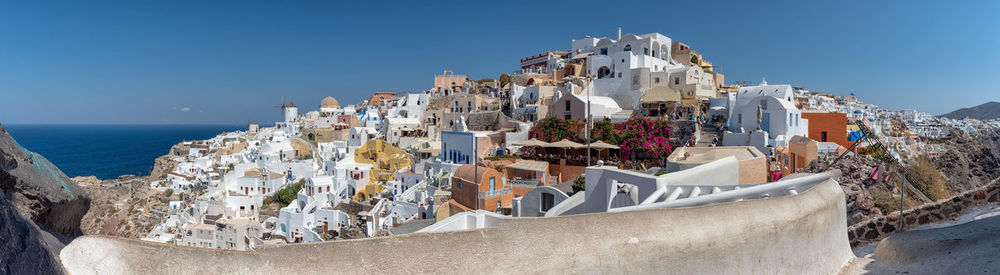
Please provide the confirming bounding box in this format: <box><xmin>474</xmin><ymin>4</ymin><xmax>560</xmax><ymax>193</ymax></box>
<box><xmin>351</xmin><ymin>139</ymin><xmax>412</xmax><ymax>201</ymax></box>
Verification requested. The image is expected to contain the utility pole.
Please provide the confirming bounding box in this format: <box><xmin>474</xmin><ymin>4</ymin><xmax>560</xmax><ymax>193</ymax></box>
<box><xmin>587</xmin><ymin>78</ymin><xmax>592</xmax><ymax>166</ymax></box>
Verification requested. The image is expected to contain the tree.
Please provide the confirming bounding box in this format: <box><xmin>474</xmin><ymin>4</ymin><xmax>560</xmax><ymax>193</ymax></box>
<box><xmin>164</xmin><ymin>188</ymin><xmax>174</xmax><ymax>197</ymax></box>
<box><xmin>530</xmin><ymin>117</ymin><xmax>578</xmax><ymax>142</ymax></box>
<box><xmin>499</xmin><ymin>73</ymin><xmax>511</xmax><ymax>88</ymax></box>
<box><xmin>592</xmin><ymin>120</ymin><xmax>622</xmax><ymax>145</ymax></box>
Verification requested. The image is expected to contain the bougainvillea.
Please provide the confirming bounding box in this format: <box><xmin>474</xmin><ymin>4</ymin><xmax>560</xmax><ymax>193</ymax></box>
<box><xmin>619</xmin><ymin>117</ymin><xmax>672</xmax><ymax>160</ymax></box>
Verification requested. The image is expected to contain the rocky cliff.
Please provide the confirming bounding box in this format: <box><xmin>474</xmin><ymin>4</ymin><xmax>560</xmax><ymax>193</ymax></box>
<box><xmin>0</xmin><ymin>125</ymin><xmax>90</xmax><ymax>274</ymax></box>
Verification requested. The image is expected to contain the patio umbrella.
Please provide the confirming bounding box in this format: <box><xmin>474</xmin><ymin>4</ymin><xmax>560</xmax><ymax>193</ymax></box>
<box><xmin>547</xmin><ymin>139</ymin><xmax>584</xmax><ymax>156</ymax></box>
<box><xmin>512</xmin><ymin>138</ymin><xmax>550</xmax><ymax>147</ymax></box>
<box><xmin>577</xmin><ymin>140</ymin><xmax>621</xmax><ymax>162</ymax></box>
<box><xmin>577</xmin><ymin>140</ymin><xmax>620</xmax><ymax>150</ymax></box>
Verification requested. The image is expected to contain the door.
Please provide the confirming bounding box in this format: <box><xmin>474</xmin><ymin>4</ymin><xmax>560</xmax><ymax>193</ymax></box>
<box><xmin>761</xmin><ymin>113</ymin><xmax>771</xmax><ymax>133</ymax></box>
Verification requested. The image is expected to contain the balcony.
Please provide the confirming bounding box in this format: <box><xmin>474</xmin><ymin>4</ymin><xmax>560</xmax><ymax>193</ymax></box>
<box><xmin>479</xmin><ymin>186</ymin><xmax>512</xmax><ymax>199</ymax></box>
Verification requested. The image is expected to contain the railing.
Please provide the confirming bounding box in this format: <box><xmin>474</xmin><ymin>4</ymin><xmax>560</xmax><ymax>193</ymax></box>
<box><xmin>479</xmin><ymin>186</ymin><xmax>513</xmax><ymax>199</ymax></box>
<box><xmin>509</xmin><ymin>179</ymin><xmax>540</xmax><ymax>187</ymax></box>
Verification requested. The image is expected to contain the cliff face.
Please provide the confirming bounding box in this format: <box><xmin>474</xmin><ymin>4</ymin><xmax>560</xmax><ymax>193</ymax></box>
<box><xmin>0</xmin><ymin>125</ymin><xmax>91</xmax><ymax>274</ymax></box>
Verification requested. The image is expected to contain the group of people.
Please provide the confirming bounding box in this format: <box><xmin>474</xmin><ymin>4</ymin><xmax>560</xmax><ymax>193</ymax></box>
<box><xmin>520</xmin><ymin>149</ymin><xmax>621</xmax><ymax>166</ymax></box>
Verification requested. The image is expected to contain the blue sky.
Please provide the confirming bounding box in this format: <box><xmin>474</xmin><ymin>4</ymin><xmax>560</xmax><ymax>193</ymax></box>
<box><xmin>1</xmin><ymin>0</ymin><xmax>998</xmax><ymax>124</ymax></box>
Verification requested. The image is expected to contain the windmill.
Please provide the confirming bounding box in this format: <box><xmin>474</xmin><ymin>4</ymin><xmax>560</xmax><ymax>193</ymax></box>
<box><xmin>273</xmin><ymin>95</ymin><xmax>287</xmax><ymax>117</ymax></box>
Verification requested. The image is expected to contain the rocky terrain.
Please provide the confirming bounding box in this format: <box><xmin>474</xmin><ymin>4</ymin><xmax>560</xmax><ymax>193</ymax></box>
<box><xmin>939</xmin><ymin>101</ymin><xmax>1000</xmax><ymax>120</ymax></box>
<box><xmin>75</xmin><ymin>143</ymin><xmax>185</xmax><ymax>238</ymax></box>
<box><xmin>0</xmin><ymin>125</ymin><xmax>90</xmax><ymax>274</ymax></box>
<box><xmin>804</xmin><ymin>153</ymin><xmax>884</xmax><ymax>224</ymax></box>
<box><xmin>75</xmin><ymin>176</ymin><xmax>168</xmax><ymax>238</ymax></box>
<box><xmin>931</xmin><ymin>127</ymin><xmax>1000</xmax><ymax>191</ymax></box>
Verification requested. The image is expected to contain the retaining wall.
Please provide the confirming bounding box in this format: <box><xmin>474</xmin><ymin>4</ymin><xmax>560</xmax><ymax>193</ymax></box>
<box><xmin>848</xmin><ymin>180</ymin><xmax>1000</xmax><ymax>247</ymax></box>
<box><xmin>61</xmin><ymin>178</ymin><xmax>853</xmax><ymax>274</ymax></box>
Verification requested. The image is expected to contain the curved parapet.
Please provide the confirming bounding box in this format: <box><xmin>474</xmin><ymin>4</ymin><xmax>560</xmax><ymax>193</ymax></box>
<box><xmin>61</xmin><ymin>175</ymin><xmax>852</xmax><ymax>274</ymax></box>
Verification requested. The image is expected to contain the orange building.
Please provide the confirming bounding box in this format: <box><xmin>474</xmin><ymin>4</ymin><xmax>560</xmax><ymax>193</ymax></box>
<box><xmin>775</xmin><ymin>136</ymin><xmax>819</xmax><ymax>175</ymax></box>
<box><xmin>801</xmin><ymin>111</ymin><xmax>850</xmax><ymax>148</ymax></box>
<box><xmin>366</xmin><ymin>92</ymin><xmax>396</xmax><ymax>107</ymax></box>
<box><xmin>503</xmin><ymin>160</ymin><xmax>559</xmax><ymax>196</ymax></box>
<box><xmin>450</xmin><ymin>164</ymin><xmax>512</xmax><ymax>214</ymax></box>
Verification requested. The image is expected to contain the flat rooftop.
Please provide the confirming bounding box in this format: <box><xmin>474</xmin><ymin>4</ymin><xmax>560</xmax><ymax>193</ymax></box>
<box><xmin>667</xmin><ymin>146</ymin><xmax>765</xmax><ymax>163</ymax></box>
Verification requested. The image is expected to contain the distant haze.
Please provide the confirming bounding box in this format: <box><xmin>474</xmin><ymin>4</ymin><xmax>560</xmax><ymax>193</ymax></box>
<box><xmin>1</xmin><ymin>1</ymin><xmax>998</xmax><ymax>124</ymax></box>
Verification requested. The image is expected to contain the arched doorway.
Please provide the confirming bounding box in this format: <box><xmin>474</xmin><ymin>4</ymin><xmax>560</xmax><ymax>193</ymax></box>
<box><xmin>597</xmin><ymin>66</ymin><xmax>611</xmax><ymax>79</ymax></box>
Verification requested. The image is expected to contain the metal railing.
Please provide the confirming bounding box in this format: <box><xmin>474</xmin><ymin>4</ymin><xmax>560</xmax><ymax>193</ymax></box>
<box><xmin>510</xmin><ymin>179</ymin><xmax>540</xmax><ymax>187</ymax></box>
<box><xmin>479</xmin><ymin>186</ymin><xmax>512</xmax><ymax>199</ymax></box>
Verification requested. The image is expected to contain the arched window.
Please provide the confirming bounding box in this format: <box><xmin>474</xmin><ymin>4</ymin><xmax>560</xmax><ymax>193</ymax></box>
<box><xmin>623</xmin><ymin>44</ymin><xmax>631</xmax><ymax>51</ymax></box>
<box><xmin>597</xmin><ymin>66</ymin><xmax>611</xmax><ymax>79</ymax></box>
<box><xmin>643</xmin><ymin>47</ymin><xmax>649</xmax><ymax>55</ymax></box>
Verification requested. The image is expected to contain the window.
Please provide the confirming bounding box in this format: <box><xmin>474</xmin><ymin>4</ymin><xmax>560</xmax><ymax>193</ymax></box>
<box><xmin>738</xmin><ymin>114</ymin><xmax>742</xmax><ymax>124</ymax></box>
<box><xmin>760</xmin><ymin>99</ymin><xmax>767</xmax><ymax>110</ymax></box>
<box><xmin>456</xmin><ymin>180</ymin><xmax>462</xmax><ymax>189</ymax></box>
<box><xmin>789</xmin><ymin>113</ymin><xmax>794</xmax><ymax>126</ymax></box>
<box><xmin>565</xmin><ymin>101</ymin><xmax>571</xmax><ymax>111</ymax></box>
<box><xmin>796</xmin><ymin>114</ymin><xmax>800</xmax><ymax>127</ymax></box>
<box><xmin>497</xmin><ymin>200</ymin><xmax>502</xmax><ymax>213</ymax></box>
<box><xmin>784</xmin><ymin>155</ymin><xmax>789</xmax><ymax>166</ymax></box>
<box><xmin>623</xmin><ymin>44</ymin><xmax>631</xmax><ymax>51</ymax></box>
<box><xmin>489</xmin><ymin>177</ymin><xmax>496</xmax><ymax>192</ymax></box>
<box><xmin>674</xmin><ymin>77</ymin><xmax>680</xmax><ymax>85</ymax></box>
<box><xmin>600</xmin><ymin>48</ymin><xmax>608</xmax><ymax>55</ymax></box>
<box><xmin>821</xmin><ymin>131</ymin><xmax>828</xmax><ymax>142</ymax></box>
<box><xmin>617</xmin><ymin>72</ymin><xmax>622</xmax><ymax>78</ymax></box>
<box><xmin>632</xmin><ymin>76</ymin><xmax>639</xmax><ymax>85</ymax></box>
<box><xmin>643</xmin><ymin>47</ymin><xmax>649</xmax><ymax>55</ymax></box>
<box><xmin>541</xmin><ymin>193</ymin><xmax>555</xmax><ymax>212</ymax></box>
<box><xmin>655</xmin><ymin>77</ymin><xmax>660</xmax><ymax>83</ymax></box>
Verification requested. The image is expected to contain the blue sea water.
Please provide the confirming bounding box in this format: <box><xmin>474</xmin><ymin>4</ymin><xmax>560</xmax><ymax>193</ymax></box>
<box><xmin>4</xmin><ymin>124</ymin><xmax>243</xmax><ymax>180</ymax></box>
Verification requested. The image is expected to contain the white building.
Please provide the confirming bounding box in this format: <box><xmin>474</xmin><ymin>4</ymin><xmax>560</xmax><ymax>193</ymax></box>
<box><xmin>440</xmin><ymin>117</ymin><xmax>476</xmax><ymax>165</ymax></box>
<box><xmin>574</xmin><ymin>31</ymin><xmax>684</xmax><ymax>110</ymax></box>
<box><xmin>728</xmin><ymin>80</ymin><xmax>809</xmax><ymax>148</ymax></box>
<box><xmin>277</xmin><ymin>175</ymin><xmax>352</xmax><ymax>243</ymax></box>
<box><xmin>348</xmin><ymin>127</ymin><xmax>378</xmax><ymax>148</ymax></box>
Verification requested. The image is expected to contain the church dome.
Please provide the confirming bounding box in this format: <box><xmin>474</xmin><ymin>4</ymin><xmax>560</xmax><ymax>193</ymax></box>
<box><xmin>321</xmin><ymin>96</ymin><xmax>341</xmax><ymax>109</ymax></box>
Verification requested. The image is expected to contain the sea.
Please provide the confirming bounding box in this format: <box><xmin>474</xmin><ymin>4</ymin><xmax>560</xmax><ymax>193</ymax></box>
<box><xmin>4</xmin><ymin>124</ymin><xmax>243</xmax><ymax>180</ymax></box>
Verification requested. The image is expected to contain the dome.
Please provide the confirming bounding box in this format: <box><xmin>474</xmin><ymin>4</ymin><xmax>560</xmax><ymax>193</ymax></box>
<box><xmin>321</xmin><ymin>96</ymin><xmax>341</xmax><ymax>109</ymax></box>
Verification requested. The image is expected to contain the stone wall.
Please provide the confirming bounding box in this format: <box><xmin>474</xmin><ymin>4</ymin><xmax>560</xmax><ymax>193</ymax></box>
<box><xmin>848</xmin><ymin>180</ymin><xmax>1000</xmax><ymax>247</ymax></box>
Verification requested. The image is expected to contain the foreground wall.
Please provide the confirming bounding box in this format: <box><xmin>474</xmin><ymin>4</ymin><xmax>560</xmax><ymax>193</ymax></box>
<box><xmin>61</xmin><ymin>178</ymin><xmax>852</xmax><ymax>274</ymax></box>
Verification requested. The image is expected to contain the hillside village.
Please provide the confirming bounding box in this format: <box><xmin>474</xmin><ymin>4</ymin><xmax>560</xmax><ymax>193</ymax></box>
<box><xmin>98</xmin><ymin>29</ymin><xmax>1000</xmax><ymax>251</ymax></box>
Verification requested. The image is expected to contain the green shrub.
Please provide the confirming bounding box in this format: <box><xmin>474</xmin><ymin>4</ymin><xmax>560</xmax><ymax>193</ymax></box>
<box><xmin>572</xmin><ymin>176</ymin><xmax>586</xmax><ymax>192</ymax></box>
<box><xmin>269</xmin><ymin>179</ymin><xmax>305</xmax><ymax>208</ymax></box>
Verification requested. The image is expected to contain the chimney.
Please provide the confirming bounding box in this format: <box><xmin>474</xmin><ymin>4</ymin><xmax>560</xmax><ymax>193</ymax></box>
<box><xmin>617</xmin><ymin>27</ymin><xmax>621</xmax><ymax>40</ymax></box>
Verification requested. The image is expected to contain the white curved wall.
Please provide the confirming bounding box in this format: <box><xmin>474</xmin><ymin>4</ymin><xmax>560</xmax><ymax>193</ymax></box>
<box><xmin>61</xmin><ymin>177</ymin><xmax>853</xmax><ymax>274</ymax></box>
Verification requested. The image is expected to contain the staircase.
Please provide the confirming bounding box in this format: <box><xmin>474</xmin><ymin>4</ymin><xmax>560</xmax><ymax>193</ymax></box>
<box><xmin>827</xmin><ymin>120</ymin><xmax>933</xmax><ymax>204</ymax></box>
